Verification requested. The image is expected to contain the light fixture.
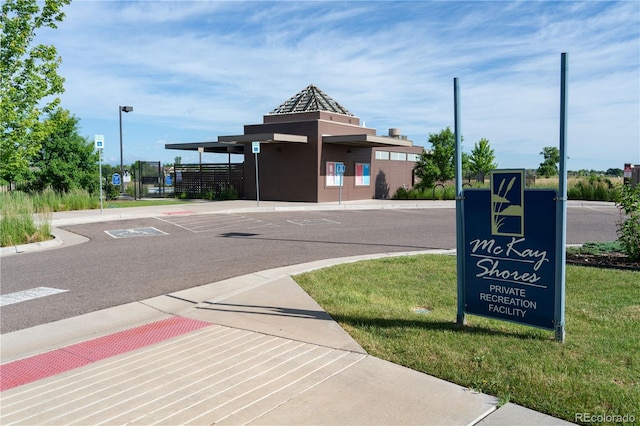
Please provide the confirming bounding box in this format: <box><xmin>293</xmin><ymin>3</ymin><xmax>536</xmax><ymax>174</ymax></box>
<box><xmin>119</xmin><ymin>105</ymin><xmax>133</xmax><ymax>195</ymax></box>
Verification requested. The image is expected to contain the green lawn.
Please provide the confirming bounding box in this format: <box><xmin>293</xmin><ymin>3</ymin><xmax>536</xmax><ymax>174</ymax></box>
<box><xmin>294</xmin><ymin>255</ymin><xmax>639</xmax><ymax>425</ymax></box>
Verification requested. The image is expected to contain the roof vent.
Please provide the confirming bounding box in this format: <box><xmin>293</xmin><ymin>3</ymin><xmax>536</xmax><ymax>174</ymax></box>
<box><xmin>389</xmin><ymin>128</ymin><xmax>401</xmax><ymax>138</ymax></box>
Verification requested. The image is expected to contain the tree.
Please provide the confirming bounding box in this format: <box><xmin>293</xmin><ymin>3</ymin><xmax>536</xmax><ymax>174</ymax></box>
<box><xmin>414</xmin><ymin>127</ymin><xmax>457</xmax><ymax>188</ymax></box>
<box><xmin>537</xmin><ymin>146</ymin><xmax>560</xmax><ymax>178</ymax></box>
<box><xmin>29</xmin><ymin>108</ymin><xmax>99</xmax><ymax>194</ymax></box>
<box><xmin>174</xmin><ymin>156</ymin><xmax>182</xmax><ymax>165</ymax></box>
<box><xmin>469</xmin><ymin>138</ymin><xmax>497</xmax><ymax>182</ymax></box>
<box><xmin>0</xmin><ymin>0</ymin><xmax>71</xmax><ymax>183</ymax></box>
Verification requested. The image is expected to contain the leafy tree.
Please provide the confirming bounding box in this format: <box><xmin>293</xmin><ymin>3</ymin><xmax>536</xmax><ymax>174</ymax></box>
<box><xmin>414</xmin><ymin>127</ymin><xmax>458</xmax><ymax>188</ymax></box>
<box><xmin>0</xmin><ymin>0</ymin><xmax>71</xmax><ymax>183</ymax></box>
<box><xmin>537</xmin><ymin>146</ymin><xmax>560</xmax><ymax>178</ymax></box>
<box><xmin>29</xmin><ymin>108</ymin><xmax>99</xmax><ymax>194</ymax></box>
<box><xmin>174</xmin><ymin>156</ymin><xmax>182</xmax><ymax>165</ymax></box>
<box><xmin>606</xmin><ymin>168</ymin><xmax>623</xmax><ymax>177</ymax></box>
<box><xmin>469</xmin><ymin>138</ymin><xmax>497</xmax><ymax>182</ymax></box>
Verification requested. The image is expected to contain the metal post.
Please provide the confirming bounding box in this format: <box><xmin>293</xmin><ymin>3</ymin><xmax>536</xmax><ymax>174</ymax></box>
<box><xmin>119</xmin><ymin>107</ymin><xmax>124</xmax><ymax>195</ymax></box>
<box><xmin>254</xmin><ymin>152</ymin><xmax>260</xmax><ymax>206</ymax></box>
<box><xmin>555</xmin><ymin>53</ymin><xmax>568</xmax><ymax>343</ymax></box>
<box><xmin>198</xmin><ymin>147</ymin><xmax>203</xmax><ymax>198</ymax></box>
<box><xmin>454</xmin><ymin>77</ymin><xmax>465</xmax><ymax>326</ymax></box>
<box><xmin>99</xmin><ymin>148</ymin><xmax>103</xmax><ymax>213</ymax></box>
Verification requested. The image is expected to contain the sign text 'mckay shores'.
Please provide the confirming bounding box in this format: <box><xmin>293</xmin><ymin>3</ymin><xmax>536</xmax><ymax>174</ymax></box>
<box><xmin>463</xmin><ymin>170</ymin><xmax>557</xmax><ymax>330</ymax></box>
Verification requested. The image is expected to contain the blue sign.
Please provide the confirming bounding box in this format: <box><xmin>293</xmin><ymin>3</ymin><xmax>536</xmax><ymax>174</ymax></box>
<box><xmin>165</xmin><ymin>175</ymin><xmax>172</xmax><ymax>186</ymax></box>
<box><xmin>112</xmin><ymin>173</ymin><xmax>121</xmax><ymax>185</ymax></box>
<box><xmin>463</xmin><ymin>171</ymin><xmax>557</xmax><ymax>330</ymax></box>
<box><xmin>336</xmin><ymin>163</ymin><xmax>345</xmax><ymax>175</ymax></box>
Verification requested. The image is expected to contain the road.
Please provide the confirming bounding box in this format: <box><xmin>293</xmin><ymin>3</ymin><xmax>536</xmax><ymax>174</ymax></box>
<box><xmin>0</xmin><ymin>205</ymin><xmax>619</xmax><ymax>333</ymax></box>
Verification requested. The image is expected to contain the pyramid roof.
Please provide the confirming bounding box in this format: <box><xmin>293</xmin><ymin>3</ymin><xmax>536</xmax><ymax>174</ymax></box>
<box><xmin>269</xmin><ymin>84</ymin><xmax>354</xmax><ymax>116</ymax></box>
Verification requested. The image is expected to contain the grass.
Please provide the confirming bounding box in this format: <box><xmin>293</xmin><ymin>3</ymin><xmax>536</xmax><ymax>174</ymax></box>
<box><xmin>294</xmin><ymin>255</ymin><xmax>640</xmax><ymax>424</ymax></box>
<box><xmin>0</xmin><ymin>191</ymin><xmax>189</xmax><ymax>246</ymax></box>
<box><xmin>0</xmin><ymin>191</ymin><xmax>51</xmax><ymax>247</ymax></box>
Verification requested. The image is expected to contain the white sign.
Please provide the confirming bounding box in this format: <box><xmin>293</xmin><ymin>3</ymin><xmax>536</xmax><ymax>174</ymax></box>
<box><xmin>252</xmin><ymin>141</ymin><xmax>261</xmax><ymax>154</ymax></box>
<box><xmin>94</xmin><ymin>135</ymin><xmax>104</xmax><ymax>149</ymax></box>
<box><xmin>624</xmin><ymin>166</ymin><xmax>633</xmax><ymax>178</ymax></box>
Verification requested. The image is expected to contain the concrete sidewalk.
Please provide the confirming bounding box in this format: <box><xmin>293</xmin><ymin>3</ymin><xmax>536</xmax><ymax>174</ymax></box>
<box><xmin>1</xmin><ymin>200</ymin><xmax>575</xmax><ymax>424</ymax></box>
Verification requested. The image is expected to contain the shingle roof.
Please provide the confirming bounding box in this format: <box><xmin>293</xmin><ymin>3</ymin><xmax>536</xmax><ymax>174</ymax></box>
<box><xmin>269</xmin><ymin>84</ymin><xmax>354</xmax><ymax>116</ymax></box>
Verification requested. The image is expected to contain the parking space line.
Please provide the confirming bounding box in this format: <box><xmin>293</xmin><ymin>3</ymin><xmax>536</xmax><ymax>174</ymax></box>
<box><xmin>0</xmin><ymin>287</ymin><xmax>69</xmax><ymax>307</ymax></box>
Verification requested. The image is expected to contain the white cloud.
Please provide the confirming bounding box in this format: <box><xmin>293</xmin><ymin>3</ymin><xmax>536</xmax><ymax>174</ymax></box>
<box><xmin>43</xmin><ymin>0</ymin><xmax>638</xmax><ymax>170</ymax></box>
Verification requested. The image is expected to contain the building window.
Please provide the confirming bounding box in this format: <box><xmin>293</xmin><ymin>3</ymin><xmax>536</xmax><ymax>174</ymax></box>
<box><xmin>390</xmin><ymin>152</ymin><xmax>407</xmax><ymax>161</ymax></box>
<box><xmin>407</xmin><ymin>153</ymin><xmax>421</xmax><ymax>162</ymax></box>
<box><xmin>355</xmin><ymin>163</ymin><xmax>370</xmax><ymax>186</ymax></box>
<box><xmin>375</xmin><ymin>151</ymin><xmax>390</xmax><ymax>160</ymax></box>
<box><xmin>326</xmin><ymin>161</ymin><xmax>344</xmax><ymax>186</ymax></box>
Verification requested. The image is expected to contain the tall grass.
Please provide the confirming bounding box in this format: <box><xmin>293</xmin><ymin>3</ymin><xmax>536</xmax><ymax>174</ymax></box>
<box><xmin>393</xmin><ymin>177</ymin><xmax>621</xmax><ymax>201</ymax></box>
<box><xmin>0</xmin><ymin>192</ymin><xmax>52</xmax><ymax>247</ymax></box>
<box><xmin>0</xmin><ymin>189</ymin><xmax>98</xmax><ymax>247</ymax></box>
<box><xmin>534</xmin><ymin>176</ymin><xmax>619</xmax><ymax>201</ymax></box>
<box><xmin>29</xmin><ymin>188</ymin><xmax>99</xmax><ymax>212</ymax></box>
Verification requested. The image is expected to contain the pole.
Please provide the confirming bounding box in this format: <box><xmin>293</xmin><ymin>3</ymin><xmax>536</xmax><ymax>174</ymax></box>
<box><xmin>555</xmin><ymin>53</ymin><xmax>568</xmax><ymax>343</ymax></box>
<box><xmin>119</xmin><ymin>106</ymin><xmax>124</xmax><ymax>195</ymax></box>
<box><xmin>199</xmin><ymin>147</ymin><xmax>203</xmax><ymax>198</ymax></box>
<box><xmin>254</xmin><ymin>152</ymin><xmax>260</xmax><ymax>206</ymax></box>
<box><xmin>454</xmin><ymin>77</ymin><xmax>465</xmax><ymax>326</ymax></box>
<box><xmin>339</xmin><ymin>172</ymin><xmax>343</xmax><ymax>205</ymax></box>
<box><xmin>99</xmin><ymin>149</ymin><xmax>103</xmax><ymax>213</ymax></box>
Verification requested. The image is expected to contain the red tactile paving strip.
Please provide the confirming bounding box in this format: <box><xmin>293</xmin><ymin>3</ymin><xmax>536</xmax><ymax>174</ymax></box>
<box><xmin>0</xmin><ymin>316</ymin><xmax>211</xmax><ymax>391</ymax></box>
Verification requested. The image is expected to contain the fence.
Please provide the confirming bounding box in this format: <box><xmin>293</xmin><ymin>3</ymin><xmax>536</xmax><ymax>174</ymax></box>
<box><xmin>173</xmin><ymin>163</ymin><xmax>244</xmax><ymax>199</ymax></box>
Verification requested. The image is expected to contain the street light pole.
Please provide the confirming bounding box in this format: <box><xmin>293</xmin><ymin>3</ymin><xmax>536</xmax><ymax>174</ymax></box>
<box><xmin>119</xmin><ymin>105</ymin><xmax>133</xmax><ymax>195</ymax></box>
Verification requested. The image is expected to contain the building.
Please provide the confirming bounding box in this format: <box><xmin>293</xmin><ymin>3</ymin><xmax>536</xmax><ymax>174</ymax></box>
<box><xmin>166</xmin><ymin>84</ymin><xmax>423</xmax><ymax>202</ymax></box>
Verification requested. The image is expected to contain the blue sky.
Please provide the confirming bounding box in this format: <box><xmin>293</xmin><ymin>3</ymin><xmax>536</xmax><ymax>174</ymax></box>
<box><xmin>43</xmin><ymin>0</ymin><xmax>639</xmax><ymax>171</ymax></box>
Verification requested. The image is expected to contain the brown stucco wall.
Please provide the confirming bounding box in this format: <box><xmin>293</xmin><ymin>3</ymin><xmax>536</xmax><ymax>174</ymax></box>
<box><xmin>318</xmin><ymin>143</ymin><xmax>372</xmax><ymax>202</ymax></box>
<box><xmin>241</xmin><ymin>111</ymin><xmax>422</xmax><ymax>202</ymax></box>
<box><xmin>243</xmin><ymin>119</ymin><xmax>320</xmax><ymax>202</ymax></box>
<box><xmin>372</xmin><ymin>147</ymin><xmax>422</xmax><ymax>199</ymax></box>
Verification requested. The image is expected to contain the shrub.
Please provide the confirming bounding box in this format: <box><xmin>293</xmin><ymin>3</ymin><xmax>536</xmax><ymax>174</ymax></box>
<box><xmin>567</xmin><ymin>176</ymin><xmax>617</xmax><ymax>201</ymax></box>
<box><xmin>103</xmin><ymin>181</ymin><xmax>121</xmax><ymax>201</ymax></box>
<box><xmin>615</xmin><ymin>184</ymin><xmax>640</xmax><ymax>261</ymax></box>
<box><xmin>219</xmin><ymin>185</ymin><xmax>238</xmax><ymax>201</ymax></box>
<box><xmin>392</xmin><ymin>184</ymin><xmax>459</xmax><ymax>200</ymax></box>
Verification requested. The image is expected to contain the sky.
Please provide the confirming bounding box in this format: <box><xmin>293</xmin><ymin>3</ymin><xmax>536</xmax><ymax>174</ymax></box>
<box><xmin>41</xmin><ymin>0</ymin><xmax>639</xmax><ymax>171</ymax></box>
